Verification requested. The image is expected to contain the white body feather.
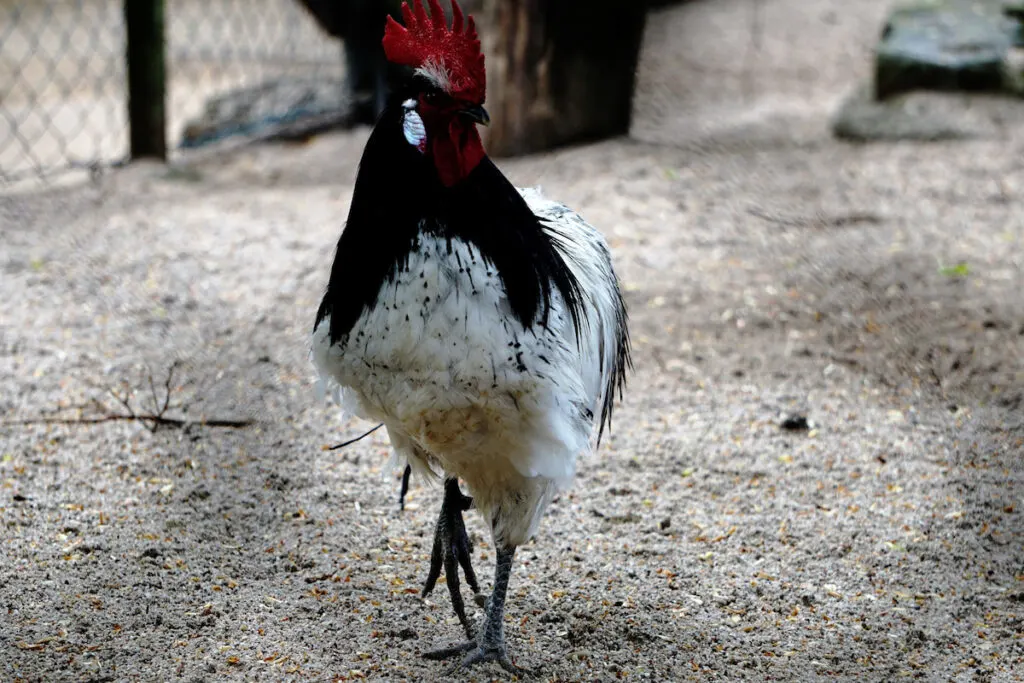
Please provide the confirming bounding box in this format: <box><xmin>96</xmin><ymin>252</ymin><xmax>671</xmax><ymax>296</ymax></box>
<box><xmin>312</xmin><ymin>187</ymin><xmax>623</xmax><ymax>545</ymax></box>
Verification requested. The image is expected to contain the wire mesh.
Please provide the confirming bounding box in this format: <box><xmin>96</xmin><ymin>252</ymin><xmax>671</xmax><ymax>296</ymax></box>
<box><xmin>0</xmin><ymin>0</ymin><xmax>126</xmax><ymax>185</ymax></box>
<box><xmin>0</xmin><ymin>0</ymin><xmax>342</xmax><ymax>189</ymax></box>
<box><xmin>167</xmin><ymin>0</ymin><xmax>342</xmax><ymax>149</ymax></box>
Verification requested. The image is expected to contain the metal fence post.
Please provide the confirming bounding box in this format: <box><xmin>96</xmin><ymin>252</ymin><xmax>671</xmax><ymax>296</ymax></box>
<box><xmin>125</xmin><ymin>0</ymin><xmax>167</xmax><ymax>160</ymax></box>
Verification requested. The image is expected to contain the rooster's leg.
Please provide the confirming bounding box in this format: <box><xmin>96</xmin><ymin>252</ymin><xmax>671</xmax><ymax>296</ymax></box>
<box><xmin>424</xmin><ymin>545</ymin><xmax>527</xmax><ymax>675</ymax></box>
<box><xmin>421</xmin><ymin>478</ymin><xmax>481</xmax><ymax>638</ymax></box>
<box><xmin>398</xmin><ymin>465</ymin><xmax>412</xmax><ymax>511</ymax></box>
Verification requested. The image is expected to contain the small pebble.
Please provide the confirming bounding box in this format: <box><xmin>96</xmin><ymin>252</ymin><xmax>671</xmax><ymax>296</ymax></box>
<box><xmin>780</xmin><ymin>413</ymin><xmax>810</xmax><ymax>431</ymax></box>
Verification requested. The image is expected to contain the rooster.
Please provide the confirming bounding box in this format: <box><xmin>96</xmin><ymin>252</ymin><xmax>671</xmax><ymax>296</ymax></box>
<box><xmin>312</xmin><ymin>0</ymin><xmax>630</xmax><ymax>672</ymax></box>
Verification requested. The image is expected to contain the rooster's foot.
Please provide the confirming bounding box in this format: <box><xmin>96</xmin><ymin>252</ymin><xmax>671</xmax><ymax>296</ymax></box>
<box><xmin>424</xmin><ymin>545</ymin><xmax>528</xmax><ymax>676</ymax></box>
<box><xmin>423</xmin><ymin>639</ymin><xmax>528</xmax><ymax>677</ymax></box>
<box><xmin>422</xmin><ymin>478</ymin><xmax>482</xmax><ymax>638</ymax></box>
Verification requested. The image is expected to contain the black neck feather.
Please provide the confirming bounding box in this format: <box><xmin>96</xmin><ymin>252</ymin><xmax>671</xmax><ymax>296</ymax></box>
<box><xmin>315</xmin><ymin>101</ymin><xmax>582</xmax><ymax>344</ymax></box>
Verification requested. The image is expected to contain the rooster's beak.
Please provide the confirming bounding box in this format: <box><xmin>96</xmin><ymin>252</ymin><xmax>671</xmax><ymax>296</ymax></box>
<box><xmin>460</xmin><ymin>105</ymin><xmax>490</xmax><ymax>126</ymax></box>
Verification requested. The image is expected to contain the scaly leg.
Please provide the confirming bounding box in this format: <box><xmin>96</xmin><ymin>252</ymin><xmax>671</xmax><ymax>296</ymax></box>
<box><xmin>421</xmin><ymin>478</ymin><xmax>481</xmax><ymax>638</ymax></box>
<box><xmin>424</xmin><ymin>545</ymin><xmax>527</xmax><ymax>676</ymax></box>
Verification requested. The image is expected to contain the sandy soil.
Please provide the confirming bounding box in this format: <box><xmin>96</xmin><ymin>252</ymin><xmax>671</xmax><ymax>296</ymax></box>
<box><xmin>2</xmin><ymin>0</ymin><xmax>1023</xmax><ymax>681</ymax></box>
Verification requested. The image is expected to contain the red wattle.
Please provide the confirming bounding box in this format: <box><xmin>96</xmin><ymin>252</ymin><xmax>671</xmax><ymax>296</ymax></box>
<box><xmin>432</xmin><ymin>120</ymin><xmax>485</xmax><ymax>187</ymax></box>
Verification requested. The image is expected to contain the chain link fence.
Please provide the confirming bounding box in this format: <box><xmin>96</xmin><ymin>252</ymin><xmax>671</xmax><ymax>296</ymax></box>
<box><xmin>1</xmin><ymin>0</ymin><xmax>342</xmax><ymax>189</ymax></box>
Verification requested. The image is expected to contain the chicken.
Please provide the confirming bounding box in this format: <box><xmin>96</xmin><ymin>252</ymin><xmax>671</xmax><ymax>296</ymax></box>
<box><xmin>311</xmin><ymin>0</ymin><xmax>630</xmax><ymax>672</ymax></box>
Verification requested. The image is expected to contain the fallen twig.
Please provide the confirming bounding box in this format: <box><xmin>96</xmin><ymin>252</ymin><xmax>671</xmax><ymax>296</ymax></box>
<box><xmin>324</xmin><ymin>422</ymin><xmax>384</xmax><ymax>451</ymax></box>
<box><xmin>2</xmin><ymin>414</ymin><xmax>253</xmax><ymax>429</ymax></box>
<box><xmin>5</xmin><ymin>361</ymin><xmax>251</xmax><ymax>430</ymax></box>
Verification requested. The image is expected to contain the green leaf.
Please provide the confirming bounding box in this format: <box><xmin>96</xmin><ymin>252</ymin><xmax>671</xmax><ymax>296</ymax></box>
<box><xmin>938</xmin><ymin>262</ymin><xmax>969</xmax><ymax>277</ymax></box>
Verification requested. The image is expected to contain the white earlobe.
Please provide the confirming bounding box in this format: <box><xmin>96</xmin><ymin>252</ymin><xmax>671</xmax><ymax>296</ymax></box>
<box><xmin>403</xmin><ymin>110</ymin><xmax>427</xmax><ymax>153</ymax></box>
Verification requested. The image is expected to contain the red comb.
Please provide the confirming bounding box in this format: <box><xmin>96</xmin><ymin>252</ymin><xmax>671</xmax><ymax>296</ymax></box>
<box><xmin>382</xmin><ymin>0</ymin><xmax>485</xmax><ymax>103</ymax></box>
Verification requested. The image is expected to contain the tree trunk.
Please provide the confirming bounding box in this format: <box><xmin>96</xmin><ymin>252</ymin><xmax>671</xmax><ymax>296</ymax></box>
<box><xmin>483</xmin><ymin>0</ymin><xmax>646</xmax><ymax>157</ymax></box>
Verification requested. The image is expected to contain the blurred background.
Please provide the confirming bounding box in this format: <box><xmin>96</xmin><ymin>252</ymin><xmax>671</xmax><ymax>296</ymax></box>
<box><xmin>0</xmin><ymin>0</ymin><xmax>883</xmax><ymax>189</ymax></box>
<box><xmin>0</xmin><ymin>0</ymin><xmax>346</xmax><ymax>187</ymax></box>
<box><xmin>10</xmin><ymin>0</ymin><xmax>1022</xmax><ymax>186</ymax></box>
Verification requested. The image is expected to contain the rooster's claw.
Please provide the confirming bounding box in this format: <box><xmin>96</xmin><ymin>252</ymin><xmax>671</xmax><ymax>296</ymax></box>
<box><xmin>422</xmin><ymin>478</ymin><xmax>481</xmax><ymax>638</ymax></box>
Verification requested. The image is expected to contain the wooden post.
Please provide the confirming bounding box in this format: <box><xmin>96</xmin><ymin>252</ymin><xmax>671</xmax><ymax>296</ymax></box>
<box><xmin>125</xmin><ymin>0</ymin><xmax>167</xmax><ymax>160</ymax></box>
<box><xmin>483</xmin><ymin>0</ymin><xmax>647</xmax><ymax>157</ymax></box>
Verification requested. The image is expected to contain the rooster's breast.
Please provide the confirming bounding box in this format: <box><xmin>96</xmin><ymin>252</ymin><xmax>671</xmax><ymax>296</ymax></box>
<box><xmin>312</xmin><ymin>232</ymin><xmax>590</xmax><ymax>475</ymax></box>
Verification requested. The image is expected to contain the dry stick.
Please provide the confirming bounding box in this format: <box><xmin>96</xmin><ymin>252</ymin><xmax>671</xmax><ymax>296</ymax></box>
<box><xmin>147</xmin><ymin>367</ymin><xmax>161</xmax><ymax>418</ymax></box>
<box><xmin>324</xmin><ymin>423</ymin><xmax>384</xmax><ymax>451</ymax></box>
<box><xmin>109</xmin><ymin>385</ymin><xmax>135</xmax><ymax>418</ymax></box>
<box><xmin>161</xmin><ymin>360</ymin><xmax>181</xmax><ymax>416</ymax></box>
<box><xmin>6</xmin><ymin>360</ymin><xmax>249</xmax><ymax>429</ymax></box>
<box><xmin>3</xmin><ymin>415</ymin><xmax>253</xmax><ymax>428</ymax></box>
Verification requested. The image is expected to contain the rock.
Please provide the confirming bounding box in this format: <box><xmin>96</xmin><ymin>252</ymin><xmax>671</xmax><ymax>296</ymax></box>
<box><xmin>393</xmin><ymin>626</ymin><xmax>418</xmax><ymax>640</ymax></box>
<box><xmin>832</xmin><ymin>84</ymin><xmax>1011</xmax><ymax>141</ymax></box>
<box><xmin>779</xmin><ymin>413</ymin><xmax>810</xmax><ymax>431</ymax></box>
<box><xmin>180</xmin><ymin>78</ymin><xmax>351</xmax><ymax>149</ymax></box>
<box><xmin>874</xmin><ymin>0</ymin><xmax>1019</xmax><ymax>100</ymax></box>
<box><xmin>1005</xmin><ymin>0</ymin><xmax>1024</xmax><ymax>35</ymax></box>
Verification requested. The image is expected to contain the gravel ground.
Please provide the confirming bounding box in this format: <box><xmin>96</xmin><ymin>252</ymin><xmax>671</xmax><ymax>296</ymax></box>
<box><xmin>2</xmin><ymin>0</ymin><xmax>1023</xmax><ymax>681</ymax></box>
